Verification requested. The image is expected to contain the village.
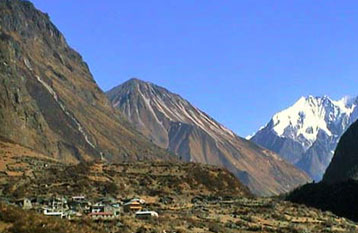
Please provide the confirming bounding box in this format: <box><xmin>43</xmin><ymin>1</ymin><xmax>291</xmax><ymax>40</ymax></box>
<box><xmin>1</xmin><ymin>155</ymin><xmax>358</xmax><ymax>232</ymax></box>
<box><xmin>3</xmin><ymin>195</ymin><xmax>159</xmax><ymax>221</ymax></box>
<box><xmin>3</xmin><ymin>193</ymin><xmax>358</xmax><ymax>233</ymax></box>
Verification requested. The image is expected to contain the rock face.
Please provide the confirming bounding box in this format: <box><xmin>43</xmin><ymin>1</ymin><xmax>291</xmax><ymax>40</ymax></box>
<box><xmin>251</xmin><ymin>96</ymin><xmax>358</xmax><ymax>181</ymax></box>
<box><xmin>323</xmin><ymin>120</ymin><xmax>358</xmax><ymax>183</ymax></box>
<box><xmin>0</xmin><ymin>0</ymin><xmax>172</xmax><ymax>162</ymax></box>
<box><xmin>106</xmin><ymin>79</ymin><xmax>310</xmax><ymax>196</ymax></box>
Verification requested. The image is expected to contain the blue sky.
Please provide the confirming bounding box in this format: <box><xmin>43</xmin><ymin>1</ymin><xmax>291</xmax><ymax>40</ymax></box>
<box><xmin>31</xmin><ymin>0</ymin><xmax>358</xmax><ymax>137</ymax></box>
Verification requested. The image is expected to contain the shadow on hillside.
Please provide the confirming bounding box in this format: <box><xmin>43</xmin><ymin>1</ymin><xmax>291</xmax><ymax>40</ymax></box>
<box><xmin>287</xmin><ymin>180</ymin><xmax>358</xmax><ymax>222</ymax></box>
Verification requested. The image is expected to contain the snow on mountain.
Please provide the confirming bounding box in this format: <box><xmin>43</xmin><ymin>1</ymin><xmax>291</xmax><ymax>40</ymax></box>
<box><xmin>251</xmin><ymin>95</ymin><xmax>358</xmax><ymax>181</ymax></box>
<box><xmin>271</xmin><ymin>96</ymin><xmax>356</xmax><ymax>149</ymax></box>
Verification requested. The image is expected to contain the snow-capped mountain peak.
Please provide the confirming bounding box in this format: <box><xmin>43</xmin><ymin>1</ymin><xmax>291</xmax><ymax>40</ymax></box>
<box><xmin>251</xmin><ymin>95</ymin><xmax>358</xmax><ymax>181</ymax></box>
<box><xmin>270</xmin><ymin>96</ymin><xmax>357</xmax><ymax>149</ymax></box>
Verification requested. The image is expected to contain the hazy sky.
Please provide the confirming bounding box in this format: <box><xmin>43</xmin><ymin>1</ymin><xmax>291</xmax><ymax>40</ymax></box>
<box><xmin>30</xmin><ymin>0</ymin><xmax>358</xmax><ymax>137</ymax></box>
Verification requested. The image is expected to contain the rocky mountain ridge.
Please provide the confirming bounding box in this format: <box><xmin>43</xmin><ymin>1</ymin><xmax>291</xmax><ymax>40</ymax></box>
<box><xmin>0</xmin><ymin>0</ymin><xmax>173</xmax><ymax>163</ymax></box>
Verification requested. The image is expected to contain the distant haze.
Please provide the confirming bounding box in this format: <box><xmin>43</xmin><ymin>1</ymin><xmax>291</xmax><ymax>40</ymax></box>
<box><xmin>30</xmin><ymin>0</ymin><xmax>358</xmax><ymax>137</ymax></box>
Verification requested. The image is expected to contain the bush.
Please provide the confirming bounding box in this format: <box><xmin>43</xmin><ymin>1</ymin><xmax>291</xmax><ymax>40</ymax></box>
<box><xmin>208</xmin><ymin>222</ymin><xmax>224</xmax><ymax>233</ymax></box>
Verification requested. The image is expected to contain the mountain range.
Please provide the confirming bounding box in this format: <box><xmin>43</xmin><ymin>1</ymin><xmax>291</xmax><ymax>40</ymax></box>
<box><xmin>106</xmin><ymin>79</ymin><xmax>310</xmax><ymax>196</ymax></box>
<box><xmin>250</xmin><ymin>95</ymin><xmax>358</xmax><ymax>181</ymax></box>
<box><xmin>0</xmin><ymin>0</ymin><xmax>312</xmax><ymax>197</ymax></box>
<box><xmin>3</xmin><ymin>0</ymin><xmax>358</xmax><ymax>229</ymax></box>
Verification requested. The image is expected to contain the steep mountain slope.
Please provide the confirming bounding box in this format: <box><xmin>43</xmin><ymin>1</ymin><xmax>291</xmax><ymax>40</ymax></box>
<box><xmin>288</xmin><ymin>120</ymin><xmax>358</xmax><ymax>221</ymax></box>
<box><xmin>251</xmin><ymin>96</ymin><xmax>358</xmax><ymax>181</ymax></box>
<box><xmin>106</xmin><ymin>78</ymin><xmax>310</xmax><ymax>196</ymax></box>
<box><xmin>0</xmin><ymin>0</ymin><xmax>173</xmax><ymax>162</ymax></box>
<box><xmin>323</xmin><ymin>120</ymin><xmax>358</xmax><ymax>183</ymax></box>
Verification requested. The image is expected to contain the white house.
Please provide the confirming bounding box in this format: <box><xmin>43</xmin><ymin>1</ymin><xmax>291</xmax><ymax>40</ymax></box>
<box><xmin>72</xmin><ymin>196</ymin><xmax>86</xmax><ymax>202</ymax></box>
<box><xmin>43</xmin><ymin>208</ymin><xmax>65</xmax><ymax>218</ymax></box>
<box><xmin>135</xmin><ymin>210</ymin><xmax>159</xmax><ymax>219</ymax></box>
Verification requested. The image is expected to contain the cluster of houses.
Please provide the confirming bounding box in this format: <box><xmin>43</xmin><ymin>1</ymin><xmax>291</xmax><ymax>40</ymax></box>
<box><xmin>9</xmin><ymin>195</ymin><xmax>159</xmax><ymax>221</ymax></box>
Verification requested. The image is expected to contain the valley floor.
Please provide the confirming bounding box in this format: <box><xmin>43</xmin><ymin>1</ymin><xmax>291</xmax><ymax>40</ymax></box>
<box><xmin>1</xmin><ymin>197</ymin><xmax>357</xmax><ymax>233</ymax></box>
<box><xmin>98</xmin><ymin>197</ymin><xmax>358</xmax><ymax>232</ymax></box>
<box><xmin>0</xmin><ymin>141</ymin><xmax>357</xmax><ymax>233</ymax></box>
